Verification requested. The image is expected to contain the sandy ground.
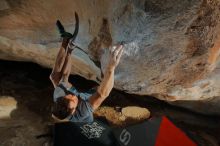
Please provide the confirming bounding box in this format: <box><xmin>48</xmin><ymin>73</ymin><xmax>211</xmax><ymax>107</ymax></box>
<box><xmin>0</xmin><ymin>61</ymin><xmax>220</xmax><ymax>146</ymax></box>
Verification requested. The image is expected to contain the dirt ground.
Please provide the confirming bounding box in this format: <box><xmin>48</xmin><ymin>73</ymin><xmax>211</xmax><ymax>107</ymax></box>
<box><xmin>0</xmin><ymin>61</ymin><xmax>220</xmax><ymax>146</ymax></box>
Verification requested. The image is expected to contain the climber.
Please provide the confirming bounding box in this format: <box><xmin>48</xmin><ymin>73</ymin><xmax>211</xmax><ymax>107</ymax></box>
<box><xmin>49</xmin><ymin>13</ymin><xmax>124</xmax><ymax>122</ymax></box>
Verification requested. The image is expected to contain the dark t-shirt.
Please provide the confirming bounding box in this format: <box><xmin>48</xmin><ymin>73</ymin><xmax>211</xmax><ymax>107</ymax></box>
<box><xmin>53</xmin><ymin>82</ymin><xmax>96</xmax><ymax>123</ymax></box>
<box><xmin>68</xmin><ymin>98</ymin><xmax>94</xmax><ymax>123</ymax></box>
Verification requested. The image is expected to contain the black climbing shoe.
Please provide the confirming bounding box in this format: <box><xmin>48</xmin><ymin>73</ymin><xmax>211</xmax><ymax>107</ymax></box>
<box><xmin>56</xmin><ymin>20</ymin><xmax>73</xmax><ymax>39</ymax></box>
<box><xmin>56</xmin><ymin>12</ymin><xmax>79</xmax><ymax>41</ymax></box>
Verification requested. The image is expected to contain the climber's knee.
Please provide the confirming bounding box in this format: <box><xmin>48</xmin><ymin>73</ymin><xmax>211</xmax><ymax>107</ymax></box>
<box><xmin>50</xmin><ymin>72</ymin><xmax>62</xmax><ymax>87</ymax></box>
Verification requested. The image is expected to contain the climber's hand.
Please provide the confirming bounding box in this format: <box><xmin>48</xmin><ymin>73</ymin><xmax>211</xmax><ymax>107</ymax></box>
<box><xmin>107</xmin><ymin>45</ymin><xmax>124</xmax><ymax>70</ymax></box>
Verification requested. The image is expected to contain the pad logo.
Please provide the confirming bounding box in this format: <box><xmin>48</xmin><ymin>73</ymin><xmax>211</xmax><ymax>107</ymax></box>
<box><xmin>80</xmin><ymin>122</ymin><xmax>105</xmax><ymax>139</ymax></box>
<box><xmin>120</xmin><ymin>129</ymin><xmax>131</xmax><ymax>146</ymax></box>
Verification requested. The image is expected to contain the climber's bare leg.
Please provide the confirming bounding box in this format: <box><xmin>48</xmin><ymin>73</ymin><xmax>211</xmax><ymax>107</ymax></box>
<box><xmin>60</xmin><ymin>47</ymin><xmax>73</xmax><ymax>88</ymax></box>
<box><xmin>50</xmin><ymin>38</ymin><xmax>69</xmax><ymax>87</ymax></box>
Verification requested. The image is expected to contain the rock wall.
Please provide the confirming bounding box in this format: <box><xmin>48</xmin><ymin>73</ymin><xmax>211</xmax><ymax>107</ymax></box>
<box><xmin>0</xmin><ymin>0</ymin><xmax>220</xmax><ymax>114</ymax></box>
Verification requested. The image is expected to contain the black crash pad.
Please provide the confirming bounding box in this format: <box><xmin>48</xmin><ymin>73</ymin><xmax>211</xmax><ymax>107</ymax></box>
<box><xmin>54</xmin><ymin>119</ymin><xmax>119</xmax><ymax>146</ymax></box>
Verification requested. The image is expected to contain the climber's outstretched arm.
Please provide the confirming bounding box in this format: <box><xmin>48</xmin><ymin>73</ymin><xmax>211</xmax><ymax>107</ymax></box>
<box><xmin>89</xmin><ymin>45</ymin><xmax>124</xmax><ymax>110</ymax></box>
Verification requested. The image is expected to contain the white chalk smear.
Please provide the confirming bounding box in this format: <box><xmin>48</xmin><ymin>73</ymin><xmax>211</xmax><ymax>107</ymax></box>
<box><xmin>122</xmin><ymin>40</ymin><xmax>140</xmax><ymax>57</ymax></box>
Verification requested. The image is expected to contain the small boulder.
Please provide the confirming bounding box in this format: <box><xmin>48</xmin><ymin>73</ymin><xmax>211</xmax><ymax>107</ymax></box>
<box><xmin>121</xmin><ymin>106</ymin><xmax>151</xmax><ymax>120</ymax></box>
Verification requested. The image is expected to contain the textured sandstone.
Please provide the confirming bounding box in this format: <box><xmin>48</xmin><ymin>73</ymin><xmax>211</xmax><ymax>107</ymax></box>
<box><xmin>0</xmin><ymin>0</ymin><xmax>220</xmax><ymax>114</ymax></box>
<box><xmin>121</xmin><ymin>106</ymin><xmax>151</xmax><ymax>120</ymax></box>
<box><xmin>0</xmin><ymin>96</ymin><xmax>17</xmax><ymax>119</ymax></box>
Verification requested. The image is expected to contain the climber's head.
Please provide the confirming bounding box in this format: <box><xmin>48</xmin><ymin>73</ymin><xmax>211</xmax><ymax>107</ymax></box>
<box><xmin>52</xmin><ymin>93</ymin><xmax>79</xmax><ymax>120</ymax></box>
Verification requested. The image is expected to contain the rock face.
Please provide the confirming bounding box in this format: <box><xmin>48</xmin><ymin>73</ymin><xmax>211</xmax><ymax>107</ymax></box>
<box><xmin>0</xmin><ymin>0</ymin><xmax>220</xmax><ymax>114</ymax></box>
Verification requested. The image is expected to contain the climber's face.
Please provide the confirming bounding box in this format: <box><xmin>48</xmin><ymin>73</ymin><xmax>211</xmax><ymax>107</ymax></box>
<box><xmin>64</xmin><ymin>94</ymin><xmax>79</xmax><ymax>114</ymax></box>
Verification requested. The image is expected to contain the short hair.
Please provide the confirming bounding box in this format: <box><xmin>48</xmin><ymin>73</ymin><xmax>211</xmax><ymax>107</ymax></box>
<box><xmin>52</xmin><ymin>97</ymin><xmax>71</xmax><ymax>120</ymax></box>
